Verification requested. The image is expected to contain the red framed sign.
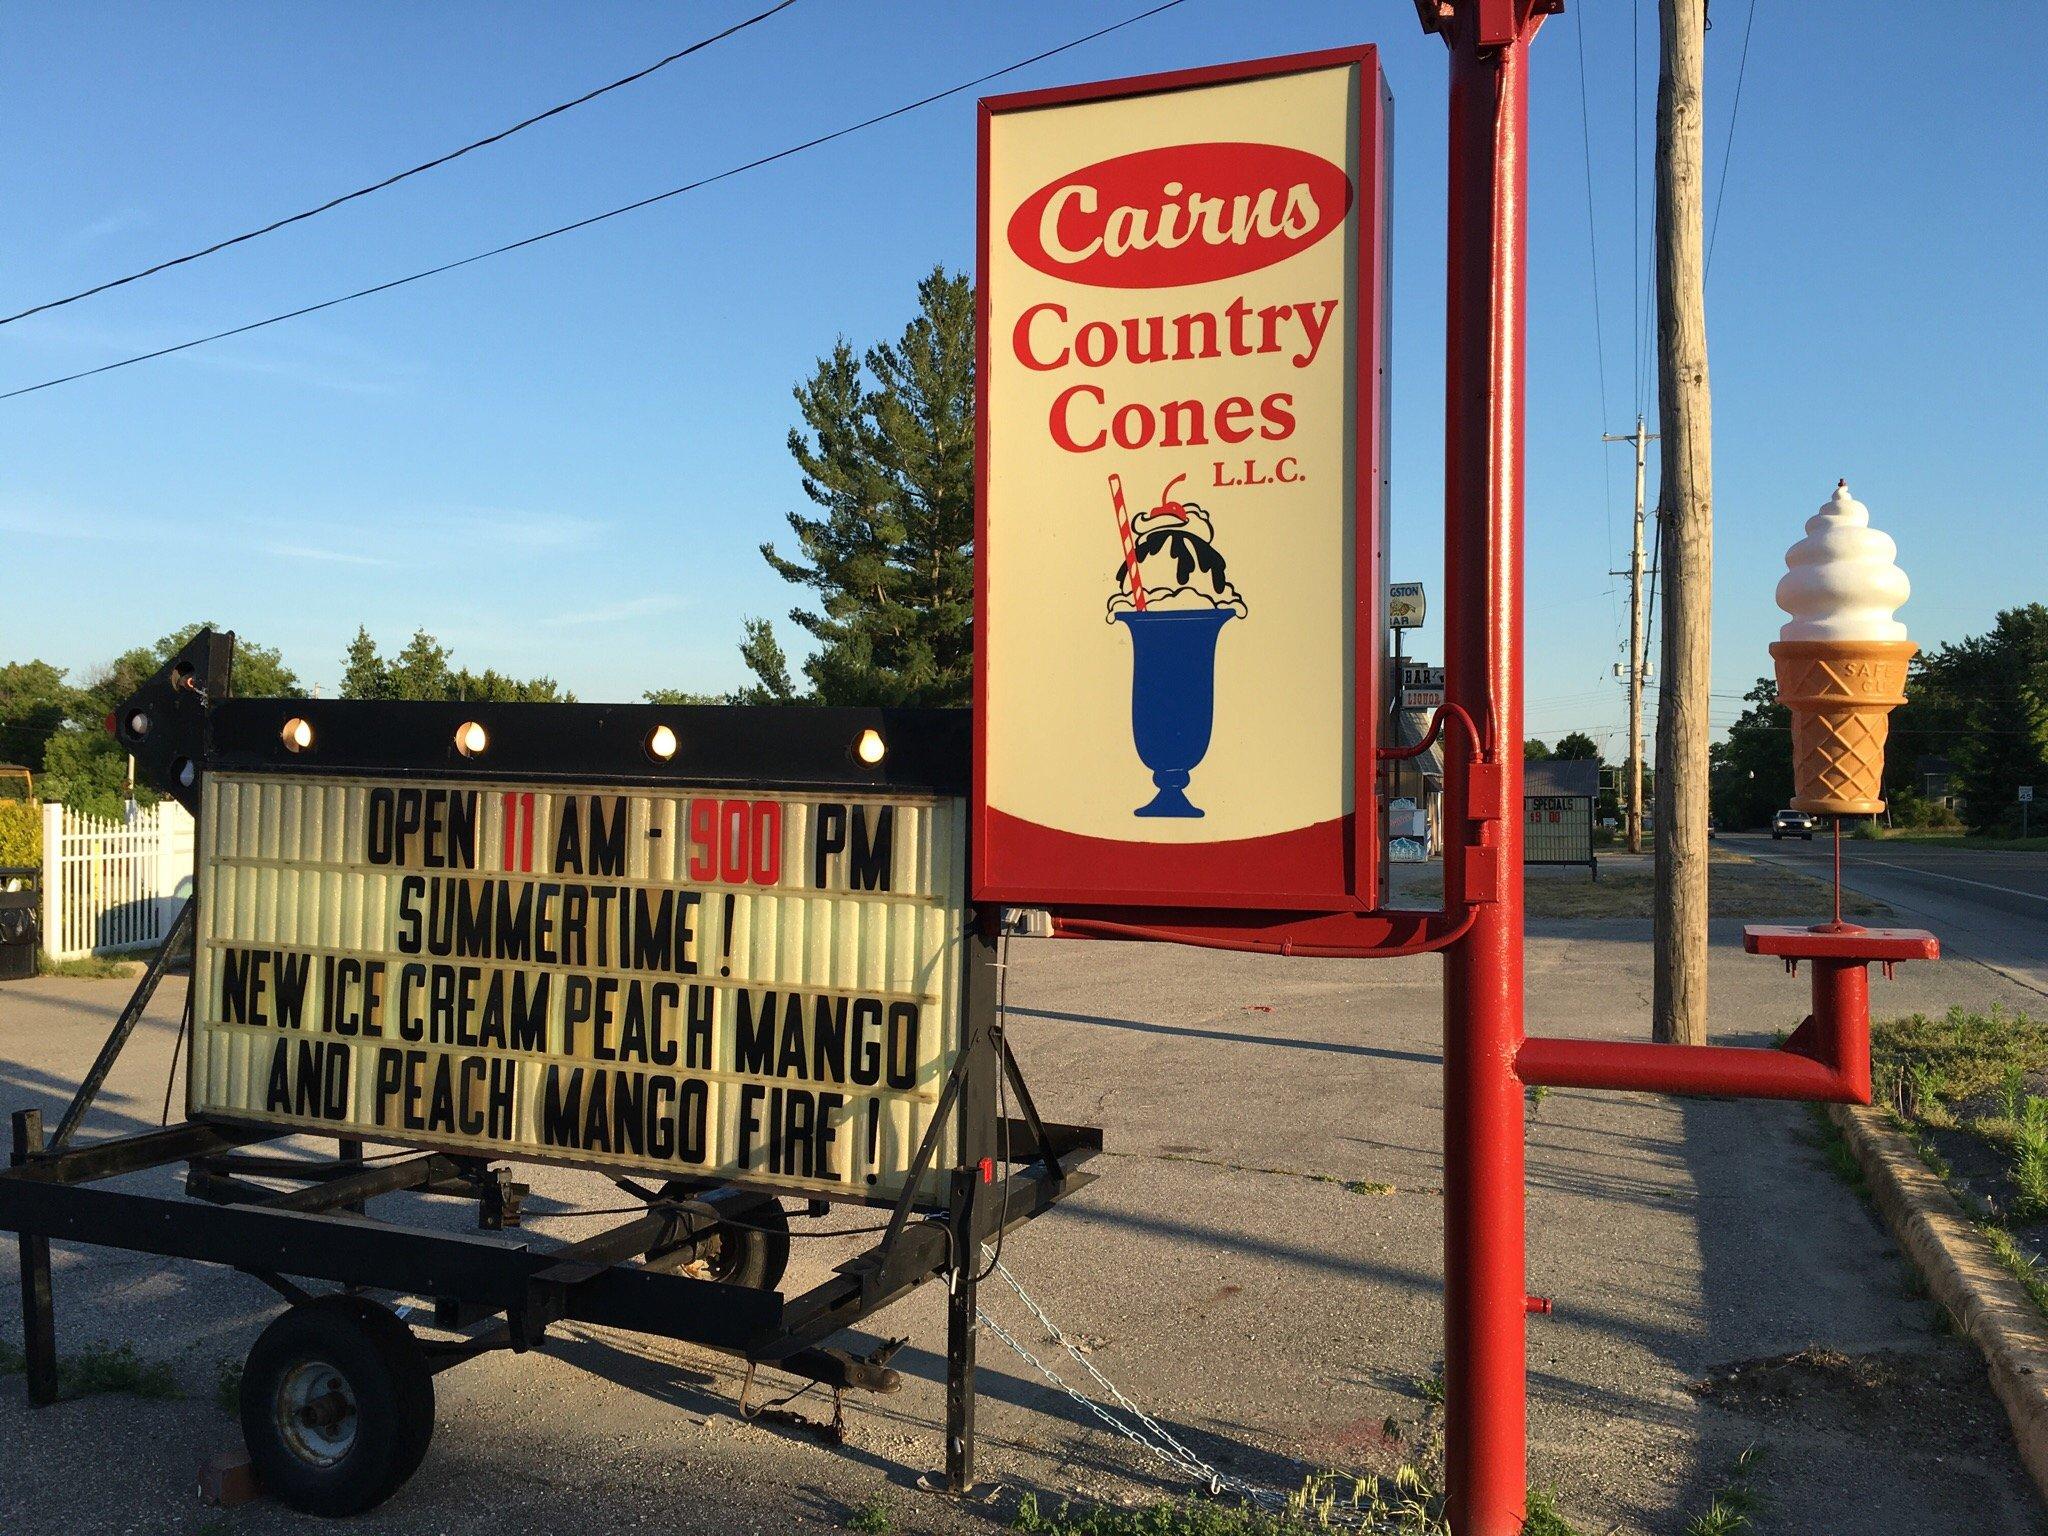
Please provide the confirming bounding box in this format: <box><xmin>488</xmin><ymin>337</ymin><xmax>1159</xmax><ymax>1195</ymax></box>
<box><xmin>973</xmin><ymin>46</ymin><xmax>1390</xmax><ymax>910</ymax></box>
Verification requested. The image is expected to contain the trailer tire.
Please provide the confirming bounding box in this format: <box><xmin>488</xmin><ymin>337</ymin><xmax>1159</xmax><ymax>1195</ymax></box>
<box><xmin>653</xmin><ymin>1189</ymin><xmax>790</xmax><ymax>1291</ymax></box>
<box><xmin>241</xmin><ymin>1297</ymin><xmax>435</xmax><ymax>1517</ymax></box>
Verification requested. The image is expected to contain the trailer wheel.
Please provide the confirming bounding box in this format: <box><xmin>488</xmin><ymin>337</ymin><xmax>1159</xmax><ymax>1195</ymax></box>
<box><xmin>240</xmin><ymin>1297</ymin><xmax>435</xmax><ymax>1517</ymax></box>
<box><xmin>653</xmin><ymin>1189</ymin><xmax>790</xmax><ymax>1290</ymax></box>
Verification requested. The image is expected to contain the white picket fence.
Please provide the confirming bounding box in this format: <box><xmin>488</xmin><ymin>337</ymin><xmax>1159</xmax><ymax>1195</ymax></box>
<box><xmin>38</xmin><ymin>801</ymin><xmax>195</xmax><ymax>960</ymax></box>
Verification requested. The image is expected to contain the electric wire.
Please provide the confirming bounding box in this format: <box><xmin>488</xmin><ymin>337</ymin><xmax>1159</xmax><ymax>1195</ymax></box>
<box><xmin>1</xmin><ymin>0</ymin><xmax>1193</xmax><ymax>403</ymax></box>
<box><xmin>1704</xmin><ymin>0</ymin><xmax>1759</xmax><ymax>276</ymax></box>
<box><xmin>0</xmin><ymin>0</ymin><xmax>801</xmax><ymax>328</ymax></box>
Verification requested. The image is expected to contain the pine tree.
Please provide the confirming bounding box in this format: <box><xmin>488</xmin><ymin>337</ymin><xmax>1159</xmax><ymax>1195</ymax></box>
<box><xmin>754</xmin><ymin>266</ymin><xmax>975</xmax><ymax>706</ymax></box>
<box><xmin>340</xmin><ymin>627</ymin><xmax>391</xmax><ymax>700</ymax></box>
<box><xmin>388</xmin><ymin>630</ymin><xmax>453</xmax><ymax>701</ymax></box>
<box><xmin>1952</xmin><ymin>604</ymin><xmax>2048</xmax><ymax>834</ymax></box>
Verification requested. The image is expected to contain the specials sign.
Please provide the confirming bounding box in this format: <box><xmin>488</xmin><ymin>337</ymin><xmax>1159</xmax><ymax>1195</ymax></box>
<box><xmin>188</xmin><ymin>772</ymin><xmax>965</xmax><ymax>1201</ymax></box>
<box><xmin>974</xmin><ymin>47</ymin><xmax>1389</xmax><ymax>910</ymax></box>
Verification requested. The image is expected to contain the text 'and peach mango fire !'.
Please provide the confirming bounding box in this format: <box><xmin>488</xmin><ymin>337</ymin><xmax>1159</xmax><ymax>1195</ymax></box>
<box><xmin>189</xmin><ymin>774</ymin><xmax>967</xmax><ymax>1200</ymax></box>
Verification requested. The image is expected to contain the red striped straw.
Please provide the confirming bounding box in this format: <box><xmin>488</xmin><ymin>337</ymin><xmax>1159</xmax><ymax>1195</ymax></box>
<box><xmin>1109</xmin><ymin>473</ymin><xmax>1146</xmax><ymax>610</ymax></box>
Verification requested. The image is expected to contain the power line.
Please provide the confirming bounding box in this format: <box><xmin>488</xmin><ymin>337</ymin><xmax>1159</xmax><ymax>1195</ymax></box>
<box><xmin>1705</xmin><ymin>0</ymin><xmax>1759</xmax><ymax>275</ymax></box>
<box><xmin>1573</xmin><ymin>5</ymin><xmax>1611</xmax><ymax>435</ymax></box>
<box><xmin>0</xmin><ymin>0</ymin><xmax>802</xmax><ymax>328</ymax></box>
<box><xmin>1</xmin><ymin>0</ymin><xmax>1194</xmax><ymax>404</ymax></box>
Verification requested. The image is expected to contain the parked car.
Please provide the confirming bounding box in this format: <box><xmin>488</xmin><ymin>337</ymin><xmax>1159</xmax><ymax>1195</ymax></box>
<box><xmin>1772</xmin><ymin>808</ymin><xmax>1819</xmax><ymax>841</ymax></box>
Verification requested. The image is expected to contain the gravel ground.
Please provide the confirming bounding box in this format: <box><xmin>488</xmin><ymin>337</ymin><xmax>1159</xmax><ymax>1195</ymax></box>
<box><xmin>3</xmin><ymin>916</ymin><xmax>2045</xmax><ymax>1535</ymax></box>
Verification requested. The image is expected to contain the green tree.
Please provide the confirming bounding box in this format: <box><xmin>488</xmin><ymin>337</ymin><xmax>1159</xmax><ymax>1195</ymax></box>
<box><xmin>388</xmin><ymin>629</ymin><xmax>454</xmax><ymax>700</ymax></box>
<box><xmin>340</xmin><ymin>628</ymin><xmax>573</xmax><ymax>704</ymax></box>
<box><xmin>1947</xmin><ymin>605</ymin><xmax>2048</xmax><ymax>834</ymax></box>
<box><xmin>1552</xmin><ymin>731</ymin><xmax>1602</xmax><ymax>761</ymax></box>
<box><xmin>0</xmin><ymin>660</ymin><xmax>81</xmax><ymax>775</ymax></box>
<box><xmin>755</xmin><ymin>266</ymin><xmax>975</xmax><ymax>705</ymax></box>
<box><xmin>1708</xmin><ymin>677</ymin><xmax>1793</xmax><ymax>831</ymax></box>
<box><xmin>37</xmin><ymin>625</ymin><xmax>300</xmax><ymax>816</ymax></box>
<box><xmin>340</xmin><ymin>626</ymin><xmax>393</xmax><ymax>700</ymax></box>
<box><xmin>446</xmin><ymin>668</ymin><xmax>572</xmax><ymax>703</ymax></box>
<box><xmin>1523</xmin><ymin>738</ymin><xmax>1553</xmax><ymax>760</ymax></box>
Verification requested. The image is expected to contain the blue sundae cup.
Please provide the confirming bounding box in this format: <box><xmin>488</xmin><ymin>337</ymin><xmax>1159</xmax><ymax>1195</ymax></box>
<box><xmin>1114</xmin><ymin>607</ymin><xmax>1236</xmax><ymax>817</ymax></box>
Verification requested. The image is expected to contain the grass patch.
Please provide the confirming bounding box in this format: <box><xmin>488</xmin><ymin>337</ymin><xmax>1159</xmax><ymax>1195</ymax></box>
<box><xmin>1401</xmin><ymin>850</ymin><xmax>1885</xmax><ymax>920</ymax></box>
<box><xmin>34</xmin><ymin>950</ymin><xmax>139</xmax><ymax>978</ymax></box>
<box><xmin>215</xmin><ymin>1355</ymin><xmax>243</xmax><ymax>1414</ymax></box>
<box><xmin>846</xmin><ymin>1495</ymin><xmax>894</xmax><ymax>1533</ymax></box>
<box><xmin>1012</xmin><ymin>1468</ymin><xmax>1447</xmax><ymax>1535</ymax></box>
<box><xmin>57</xmin><ymin>1341</ymin><xmax>179</xmax><ymax>1400</ymax></box>
<box><xmin>1868</xmin><ymin>1006</ymin><xmax>2048</xmax><ymax>1320</ymax></box>
<box><xmin>1</xmin><ymin>1335</ymin><xmax>178</xmax><ymax>1399</ymax></box>
<box><xmin>1682</xmin><ymin>1445</ymin><xmax>1765</xmax><ymax>1535</ymax></box>
<box><xmin>1520</xmin><ymin>1487</ymin><xmax>1583</xmax><ymax>1535</ymax></box>
<box><xmin>1857</xmin><ymin>831</ymin><xmax>2048</xmax><ymax>852</ymax></box>
<box><xmin>1874</xmin><ymin>1006</ymin><xmax>2048</xmax><ymax>1118</ymax></box>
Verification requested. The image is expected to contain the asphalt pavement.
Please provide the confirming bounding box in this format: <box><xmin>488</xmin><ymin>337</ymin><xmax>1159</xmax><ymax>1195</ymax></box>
<box><xmin>1736</xmin><ymin>832</ymin><xmax>2048</xmax><ymax>998</ymax></box>
<box><xmin>3</xmin><ymin>910</ymin><xmax>2046</xmax><ymax>1535</ymax></box>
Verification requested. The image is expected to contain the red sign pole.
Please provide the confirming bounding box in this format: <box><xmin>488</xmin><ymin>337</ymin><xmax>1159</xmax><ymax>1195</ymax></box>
<box><xmin>1430</xmin><ymin>3</ymin><xmax>1548</xmax><ymax>1530</ymax></box>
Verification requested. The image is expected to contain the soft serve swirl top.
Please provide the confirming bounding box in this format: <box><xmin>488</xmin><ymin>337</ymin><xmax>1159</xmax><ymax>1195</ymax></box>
<box><xmin>1774</xmin><ymin>482</ymin><xmax>1910</xmax><ymax>643</ymax></box>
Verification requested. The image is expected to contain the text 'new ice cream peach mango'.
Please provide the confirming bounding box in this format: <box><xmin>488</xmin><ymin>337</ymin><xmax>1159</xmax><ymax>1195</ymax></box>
<box><xmin>1769</xmin><ymin>481</ymin><xmax>1915</xmax><ymax>815</ymax></box>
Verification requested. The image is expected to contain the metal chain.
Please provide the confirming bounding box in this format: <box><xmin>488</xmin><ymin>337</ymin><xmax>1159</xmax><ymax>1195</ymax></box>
<box><xmin>982</xmin><ymin>1252</ymin><xmax>1241</xmax><ymax>1493</ymax></box>
<box><xmin>973</xmin><ymin>1248</ymin><xmax>1417</xmax><ymax>1524</ymax></box>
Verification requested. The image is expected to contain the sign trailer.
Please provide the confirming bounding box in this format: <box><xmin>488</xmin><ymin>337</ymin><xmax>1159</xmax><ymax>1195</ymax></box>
<box><xmin>0</xmin><ymin>635</ymin><xmax>1098</xmax><ymax>1514</ymax></box>
<box><xmin>0</xmin><ymin>16</ymin><xmax>1945</xmax><ymax>1535</ymax></box>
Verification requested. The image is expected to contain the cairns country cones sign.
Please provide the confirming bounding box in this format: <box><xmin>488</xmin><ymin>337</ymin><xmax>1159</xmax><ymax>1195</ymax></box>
<box><xmin>973</xmin><ymin>46</ymin><xmax>1390</xmax><ymax>911</ymax></box>
<box><xmin>1769</xmin><ymin>638</ymin><xmax>1916</xmax><ymax>816</ymax></box>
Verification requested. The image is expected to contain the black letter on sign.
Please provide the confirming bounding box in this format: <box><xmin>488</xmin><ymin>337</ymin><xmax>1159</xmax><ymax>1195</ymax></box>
<box><xmin>366</xmin><ymin>788</ymin><xmax>396</xmax><ymax>865</ymax></box>
<box><xmin>812</xmin><ymin>803</ymin><xmax>846</xmax><ymax>888</ymax></box>
<box><xmin>849</xmin><ymin>806</ymin><xmax>894</xmax><ymax>892</ymax></box>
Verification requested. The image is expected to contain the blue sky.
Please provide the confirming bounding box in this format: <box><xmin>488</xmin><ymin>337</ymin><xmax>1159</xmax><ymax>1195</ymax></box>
<box><xmin>4</xmin><ymin>1</ymin><xmax>2042</xmax><ymax>753</ymax></box>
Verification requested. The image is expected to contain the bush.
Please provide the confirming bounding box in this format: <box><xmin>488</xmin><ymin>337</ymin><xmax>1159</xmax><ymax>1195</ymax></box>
<box><xmin>1887</xmin><ymin>790</ymin><xmax>1963</xmax><ymax>831</ymax></box>
<box><xmin>0</xmin><ymin>800</ymin><xmax>39</xmax><ymax>871</ymax></box>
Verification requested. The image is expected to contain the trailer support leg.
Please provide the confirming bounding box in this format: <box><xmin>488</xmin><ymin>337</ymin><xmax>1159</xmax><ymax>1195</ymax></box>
<box><xmin>944</xmin><ymin>1168</ymin><xmax>979</xmax><ymax>1495</ymax></box>
<box><xmin>945</xmin><ymin>1265</ymin><xmax>978</xmax><ymax>1492</ymax></box>
<box><xmin>11</xmin><ymin>1110</ymin><xmax>58</xmax><ymax>1406</ymax></box>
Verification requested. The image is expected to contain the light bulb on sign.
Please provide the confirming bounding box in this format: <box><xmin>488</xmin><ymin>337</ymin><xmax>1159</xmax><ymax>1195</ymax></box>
<box><xmin>455</xmin><ymin>721</ymin><xmax>488</xmax><ymax>758</ymax></box>
<box><xmin>856</xmin><ymin>728</ymin><xmax>886</xmax><ymax>766</ymax></box>
<box><xmin>281</xmin><ymin>717</ymin><xmax>313</xmax><ymax>753</ymax></box>
<box><xmin>646</xmin><ymin>724</ymin><xmax>679</xmax><ymax>761</ymax></box>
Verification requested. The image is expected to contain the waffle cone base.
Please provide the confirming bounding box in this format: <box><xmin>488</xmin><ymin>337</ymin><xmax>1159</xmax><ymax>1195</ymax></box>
<box><xmin>1770</xmin><ymin>639</ymin><xmax>1916</xmax><ymax>816</ymax></box>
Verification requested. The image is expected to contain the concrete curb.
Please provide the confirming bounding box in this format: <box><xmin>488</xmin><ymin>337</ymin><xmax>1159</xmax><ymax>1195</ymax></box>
<box><xmin>1829</xmin><ymin>1101</ymin><xmax>2048</xmax><ymax>1503</ymax></box>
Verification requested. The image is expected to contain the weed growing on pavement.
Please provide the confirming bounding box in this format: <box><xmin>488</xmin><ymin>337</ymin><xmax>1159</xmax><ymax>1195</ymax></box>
<box><xmin>214</xmin><ymin>1355</ymin><xmax>243</xmax><ymax>1414</ymax></box>
<box><xmin>34</xmin><ymin>951</ymin><xmax>137</xmax><ymax>978</ymax></box>
<box><xmin>1519</xmin><ymin>1487</ymin><xmax>1582</xmax><ymax>1535</ymax></box>
<box><xmin>1011</xmin><ymin>1466</ymin><xmax>1450</xmax><ymax>1535</ymax></box>
<box><xmin>846</xmin><ymin>1495</ymin><xmax>894</xmax><ymax>1533</ymax></box>
<box><xmin>1413</xmin><ymin>1371</ymin><xmax>1446</xmax><ymax>1408</ymax></box>
<box><xmin>59</xmin><ymin>1341</ymin><xmax>178</xmax><ymax>1400</ymax></box>
<box><xmin>1681</xmin><ymin>1444</ymin><xmax>1765</xmax><ymax>1535</ymax></box>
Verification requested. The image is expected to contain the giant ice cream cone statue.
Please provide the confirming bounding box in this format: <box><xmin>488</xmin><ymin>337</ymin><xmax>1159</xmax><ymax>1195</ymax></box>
<box><xmin>1770</xmin><ymin>481</ymin><xmax>1914</xmax><ymax>815</ymax></box>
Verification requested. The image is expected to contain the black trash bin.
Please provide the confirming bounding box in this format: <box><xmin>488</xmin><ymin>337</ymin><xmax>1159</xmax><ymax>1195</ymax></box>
<box><xmin>0</xmin><ymin>864</ymin><xmax>40</xmax><ymax>981</ymax></box>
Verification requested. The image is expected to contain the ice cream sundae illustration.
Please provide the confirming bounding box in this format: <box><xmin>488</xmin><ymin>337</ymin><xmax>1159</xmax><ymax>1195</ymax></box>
<box><xmin>1106</xmin><ymin>473</ymin><xmax>1248</xmax><ymax>818</ymax></box>
<box><xmin>1770</xmin><ymin>480</ymin><xmax>1914</xmax><ymax>815</ymax></box>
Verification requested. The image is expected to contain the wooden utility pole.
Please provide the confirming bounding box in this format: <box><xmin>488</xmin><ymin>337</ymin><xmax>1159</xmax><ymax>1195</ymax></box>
<box><xmin>1652</xmin><ymin>0</ymin><xmax>1712</xmax><ymax>1046</ymax></box>
<box><xmin>1605</xmin><ymin>414</ymin><xmax>1658</xmax><ymax>855</ymax></box>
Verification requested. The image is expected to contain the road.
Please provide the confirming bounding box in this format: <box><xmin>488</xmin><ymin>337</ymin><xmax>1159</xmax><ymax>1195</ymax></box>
<box><xmin>1736</xmin><ymin>833</ymin><xmax>2048</xmax><ymax>999</ymax></box>
<box><xmin>6</xmin><ymin>923</ymin><xmax>2047</xmax><ymax>1535</ymax></box>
